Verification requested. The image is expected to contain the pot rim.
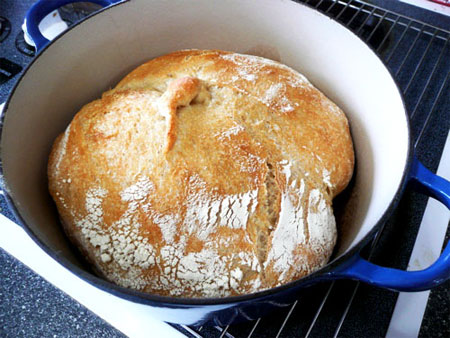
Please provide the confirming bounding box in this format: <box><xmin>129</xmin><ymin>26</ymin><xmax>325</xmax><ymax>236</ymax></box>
<box><xmin>0</xmin><ymin>0</ymin><xmax>413</xmax><ymax>306</ymax></box>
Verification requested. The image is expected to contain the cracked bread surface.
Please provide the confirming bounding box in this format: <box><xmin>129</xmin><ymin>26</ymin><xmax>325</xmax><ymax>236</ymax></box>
<box><xmin>48</xmin><ymin>49</ymin><xmax>354</xmax><ymax>298</ymax></box>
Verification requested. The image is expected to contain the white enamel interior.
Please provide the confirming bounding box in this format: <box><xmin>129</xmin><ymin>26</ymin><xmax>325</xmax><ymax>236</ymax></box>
<box><xmin>2</xmin><ymin>0</ymin><xmax>408</xmax><ymax>275</ymax></box>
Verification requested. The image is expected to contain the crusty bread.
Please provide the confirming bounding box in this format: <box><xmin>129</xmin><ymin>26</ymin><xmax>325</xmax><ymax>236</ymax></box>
<box><xmin>48</xmin><ymin>50</ymin><xmax>354</xmax><ymax>297</ymax></box>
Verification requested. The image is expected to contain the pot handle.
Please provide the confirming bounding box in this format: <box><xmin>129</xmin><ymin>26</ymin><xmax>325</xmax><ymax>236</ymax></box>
<box><xmin>25</xmin><ymin>0</ymin><xmax>123</xmax><ymax>52</ymax></box>
<box><xmin>331</xmin><ymin>155</ymin><xmax>450</xmax><ymax>291</ymax></box>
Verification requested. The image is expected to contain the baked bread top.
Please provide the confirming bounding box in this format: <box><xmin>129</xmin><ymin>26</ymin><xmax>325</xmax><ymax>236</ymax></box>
<box><xmin>48</xmin><ymin>49</ymin><xmax>354</xmax><ymax>298</ymax></box>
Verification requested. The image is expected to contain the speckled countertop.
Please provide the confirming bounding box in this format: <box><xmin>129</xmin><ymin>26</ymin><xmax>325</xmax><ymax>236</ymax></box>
<box><xmin>0</xmin><ymin>249</ymin><xmax>125</xmax><ymax>337</ymax></box>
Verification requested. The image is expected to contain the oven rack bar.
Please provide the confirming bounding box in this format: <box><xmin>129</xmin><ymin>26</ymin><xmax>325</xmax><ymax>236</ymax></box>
<box><xmin>334</xmin><ymin>0</ymin><xmax>450</xmax><ymax>38</ymax></box>
<box><xmin>179</xmin><ymin>0</ymin><xmax>450</xmax><ymax>336</ymax></box>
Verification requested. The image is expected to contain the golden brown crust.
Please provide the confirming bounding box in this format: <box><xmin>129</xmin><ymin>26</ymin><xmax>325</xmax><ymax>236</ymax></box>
<box><xmin>159</xmin><ymin>76</ymin><xmax>202</xmax><ymax>153</ymax></box>
<box><xmin>48</xmin><ymin>49</ymin><xmax>354</xmax><ymax>297</ymax></box>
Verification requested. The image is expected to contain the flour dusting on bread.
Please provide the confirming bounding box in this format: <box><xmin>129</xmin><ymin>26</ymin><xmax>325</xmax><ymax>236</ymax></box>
<box><xmin>48</xmin><ymin>49</ymin><xmax>354</xmax><ymax>297</ymax></box>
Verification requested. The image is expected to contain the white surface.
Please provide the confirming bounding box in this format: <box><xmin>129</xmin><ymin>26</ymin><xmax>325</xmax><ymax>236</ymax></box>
<box><xmin>386</xmin><ymin>131</ymin><xmax>450</xmax><ymax>338</ymax></box>
<box><xmin>399</xmin><ymin>0</ymin><xmax>450</xmax><ymax>16</ymax></box>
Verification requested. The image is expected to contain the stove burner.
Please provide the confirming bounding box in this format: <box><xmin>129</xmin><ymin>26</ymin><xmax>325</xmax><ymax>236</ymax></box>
<box><xmin>0</xmin><ymin>58</ymin><xmax>22</xmax><ymax>85</ymax></box>
<box><xmin>0</xmin><ymin>17</ymin><xmax>11</xmax><ymax>42</ymax></box>
<box><xmin>15</xmin><ymin>31</ymin><xmax>35</xmax><ymax>57</ymax></box>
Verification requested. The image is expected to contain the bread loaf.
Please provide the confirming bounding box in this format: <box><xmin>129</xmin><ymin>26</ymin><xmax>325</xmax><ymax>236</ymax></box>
<box><xmin>48</xmin><ymin>50</ymin><xmax>354</xmax><ymax>297</ymax></box>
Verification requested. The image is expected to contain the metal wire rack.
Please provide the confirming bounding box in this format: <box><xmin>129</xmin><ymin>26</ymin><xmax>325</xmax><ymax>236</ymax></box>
<box><xmin>173</xmin><ymin>0</ymin><xmax>450</xmax><ymax>336</ymax></box>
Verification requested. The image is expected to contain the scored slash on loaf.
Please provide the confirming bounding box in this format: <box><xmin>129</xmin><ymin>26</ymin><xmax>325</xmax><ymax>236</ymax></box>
<box><xmin>48</xmin><ymin>49</ymin><xmax>354</xmax><ymax>298</ymax></box>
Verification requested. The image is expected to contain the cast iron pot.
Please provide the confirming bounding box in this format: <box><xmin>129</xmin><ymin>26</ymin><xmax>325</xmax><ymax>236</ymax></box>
<box><xmin>1</xmin><ymin>0</ymin><xmax>449</xmax><ymax>326</ymax></box>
